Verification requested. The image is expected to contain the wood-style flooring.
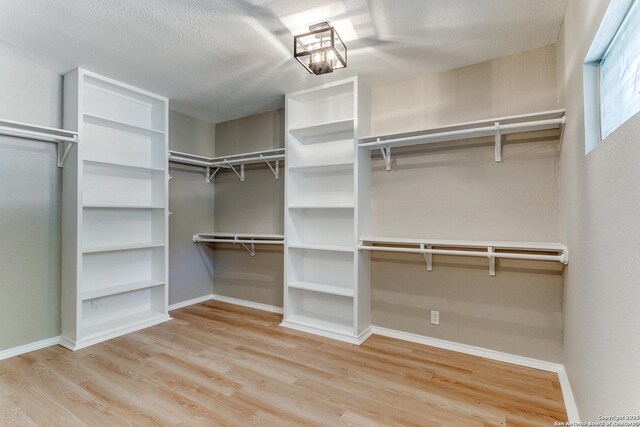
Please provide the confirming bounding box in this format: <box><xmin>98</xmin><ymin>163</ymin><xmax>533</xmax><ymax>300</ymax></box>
<box><xmin>0</xmin><ymin>301</ymin><xmax>567</xmax><ymax>426</ymax></box>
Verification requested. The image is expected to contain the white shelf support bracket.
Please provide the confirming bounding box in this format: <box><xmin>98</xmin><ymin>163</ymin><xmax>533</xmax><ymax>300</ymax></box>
<box><xmin>235</xmin><ymin>236</ymin><xmax>255</xmax><ymax>256</ymax></box>
<box><xmin>262</xmin><ymin>154</ymin><xmax>280</xmax><ymax>179</ymax></box>
<box><xmin>379</xmin><ymin>140</ymin><xmax>392</xmax><ymax>171</ymax></box>
<box><xmin>420</xmin><ymin>244</ymin><xmax>433</xmax><ymax>271</ymax></box>
<box><xmin>494</xmin><ymin>122</ymin><xmax>502</xmax><ymax>162</ymax></box>
<box><xmin>226</xmin><ymin>162</ymin><xmax>245</xmax><ymax>182</ymax></box>
<box><xmin>205</xmin><ymin>166</ymin><xmax>222</xmax><ymax>183</ymax></box>
<box><xmin>57</xmin><ymin>136</ymin><xmax>78</xmax><ymax>167</ymax></box>
<box><xmin>488</xmin><ymin>246</ymin><xmax>496</xmax><ymax>276</ymax></box>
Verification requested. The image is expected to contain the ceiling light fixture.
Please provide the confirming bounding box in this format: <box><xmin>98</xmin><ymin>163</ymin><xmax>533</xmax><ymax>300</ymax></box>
<box><xmin>293</xmin><ymin>21</ymin><xmax>347</xmax><ymax>75</ymax></box>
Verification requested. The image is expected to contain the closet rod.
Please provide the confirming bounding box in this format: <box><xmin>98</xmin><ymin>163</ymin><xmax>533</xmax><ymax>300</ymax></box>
<box><xmin>0</xmin><ymin>118</ymin><xmax>79</xmax><ymax>167</ymax></box>
<box><xmin>358</xmin><ymin>245</ymin><xmax>565</xmax><ymax>262</ymax></box>
<box><xmin>358</xmin><ymin>117</ymin><xmax>565</xmax><ymax>149</ymax></box>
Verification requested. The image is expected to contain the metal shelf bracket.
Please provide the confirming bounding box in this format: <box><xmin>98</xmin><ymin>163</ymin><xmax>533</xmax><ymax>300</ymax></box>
<box><xmin>488</xmin><ymin>246</ymin><xmax>496</xmax><ymax>276</ymax></box>
<box><xmin>262</xmin><ymin>154</ymin><xmax>280</xmax><ymax>179</ymax></box>
<box><xmin>379</xmin><ymin>139</ymin><xmax>392</xmax><ymax>171</ymax></box>
<box><xmin>494</xmin><ymin>122</ymin><xmax>502</xmax><ymax>162</ymax></box>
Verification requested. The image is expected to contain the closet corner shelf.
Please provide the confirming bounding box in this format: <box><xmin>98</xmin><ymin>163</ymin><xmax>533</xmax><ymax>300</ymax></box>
<box><xmin>359</xmin><ymin>236</ymin><xmax>568</xmax><ymax>276</ymax></box>
<box><xmin>289</xmin><ymin>118</ymin><xmax>354</xmax><ymax>140</ymax></box>
<box><xmin>0</xmin><ymin>118</ymin><xmax>79</xmax><ymax>167</ymax></box>
<box><xmin>169</xmin><ymin>148</ymin><xmax>284</xmax><ymax>183</ymax></box>
<box><xmin>358</xmin><ymin>109</ymin><xmax>566</xmax><ymax>170</ymax></box>
<box><xmin>193</xmin><ymin>232</ymin><xmax>284</xmax><ymax>256</ymax></box>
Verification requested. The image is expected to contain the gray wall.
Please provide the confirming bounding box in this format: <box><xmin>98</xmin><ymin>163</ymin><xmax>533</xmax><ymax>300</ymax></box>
<box><xmin>369</xmin><ymin>44</ymin><xmax>564</xmax><ymax>362</ymax></box>
<box><xmin>168</xmin><ymin>111</ymin><xmax>215</xmax><ymax>306</ymax></box>
<box><xmin>211</xmin><ymin>110</ymin><xmax>285</xmax><ymax>307</ymax></box>
<box><xmin>0</xmin><ymin>53</ymin><xmax>62</xmax><ymax>350</ymax></box>
<box><xmin>558</xmin><ymin>0</ymin><xmax>640</xmax><ymax>419</ymax></box>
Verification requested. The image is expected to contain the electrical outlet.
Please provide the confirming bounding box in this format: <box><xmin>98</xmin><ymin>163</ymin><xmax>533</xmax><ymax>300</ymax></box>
<box><xmin>430</xmin><ymin>310</ymin><xmax>440</xmax><ymax>326</ymax></box>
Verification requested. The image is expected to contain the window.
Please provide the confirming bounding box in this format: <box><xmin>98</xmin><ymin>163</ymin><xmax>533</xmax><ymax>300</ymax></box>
<box><xmin>584</xmin><ymin>0</ymin><xmax>639</xmax><ymax>153</ymax></box>
<box><xmin>600</xmin><ymin>1</ymin><xmax>640</xmax><ymax>139</ymax></box>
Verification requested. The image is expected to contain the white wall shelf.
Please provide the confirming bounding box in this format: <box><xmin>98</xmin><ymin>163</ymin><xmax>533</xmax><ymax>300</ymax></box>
<box><xmin>359</xmin><ymin>109</ymin><xmax>566</xmax><ymax>170</ymax></box>
<box><xmin>169</xmin><ymin>148</ymin><xmax>284</xmax><ymax>183</ymax></box>
<box><xmin>0</xmin><ymin>118</ymin><xmax>79</xmax><ymax>167</ymax></box>
<box><xmin>359</xmin><ymin>236</ymin><xmax>568</xmax><ymax>276</ymax></box>
<box><xmin>193</xmin><ymin>232</ymin><xmax>284</xmax><ymax>256</ymax></box>
<box><xmin>284</xmin><ymin>76</ymin><xmax>372</xmax><ymax>345</ymax></box>
<box><xmin>61</xmin><ymin>69</ymin><xmax>170</xmax><ymax>351</ymax></box>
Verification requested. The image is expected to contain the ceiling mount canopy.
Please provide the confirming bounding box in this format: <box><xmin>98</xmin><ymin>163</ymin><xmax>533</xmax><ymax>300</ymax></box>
<box><xmin>294</xmin><ymin>21</ymin><xmax>347</xmax><ymax>75</ymax></box>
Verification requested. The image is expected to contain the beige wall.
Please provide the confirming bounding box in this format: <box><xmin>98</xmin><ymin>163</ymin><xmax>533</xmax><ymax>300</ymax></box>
<box><xmin>212</xmin><ymin>110</ymin><xmax>285</xmax><ymax>306</ymax></box>
<box><xmin>557</xmin><ymin>0</ymin><xmax>640</xmax><ymax>419</ymax></box>
<box><xmin>0</xmin><ymin>53</ymin><xmax>63</xmax><ymax>351</ymax></box>
<box><xmin>168</xmin><ymin>111</ymin><xmax>216</xmax><ymax>305</ymax></box>
<box><xmin>370</xmin><ymin>45</ymin><xmax>564</xmax><ymax>362</ymax></box>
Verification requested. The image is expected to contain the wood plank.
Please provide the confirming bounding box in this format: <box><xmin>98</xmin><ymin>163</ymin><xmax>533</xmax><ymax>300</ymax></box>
<box><xmin>0</xmin><ymin>300</ymin><xmax>567</xmax><ymax>425</ymax></box>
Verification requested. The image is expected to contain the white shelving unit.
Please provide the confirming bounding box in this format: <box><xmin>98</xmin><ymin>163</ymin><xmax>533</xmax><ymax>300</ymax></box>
<box><xmin>359</xmin><ymin>109</ymin><xmax>566</xmax><ymax>170</ymax></box>
<box><xmin>60</xmin><ymin>69</ymin><xmax>170</xmax><ymax>350</ymax></box>
<box><xmin>282</xmin><ymin>77</ymin><xmax>372</xmax><ymax>344</ymax></box>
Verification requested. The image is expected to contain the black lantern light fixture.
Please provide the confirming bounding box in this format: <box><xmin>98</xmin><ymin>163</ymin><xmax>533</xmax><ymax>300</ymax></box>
<box><xmin>293</xmin><ymin>21</ymin><xmax>347</xmax><ymax>75</ymax></box>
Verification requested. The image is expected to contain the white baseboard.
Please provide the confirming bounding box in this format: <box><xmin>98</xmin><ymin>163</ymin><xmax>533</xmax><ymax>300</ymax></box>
<box><xmin>169</xmin><ymin>293</ymin><xmax>283</xmax><ymax>315</ymax></box>
<box><xmin>372</xmin><ymin>326</ymin><xmax>563</xmax><ymax>372</ymax></box>
<box><xmin>169</xmin><ymin>294</ymin><xmax>214</xmax><ymax>311</ymax></box>
<box><xmin>0</xmin><ymin>336</ymin><xmax>60</xmax><ymax>361</ymax></box>
<box><xmin>557</xmin><ymin>366</ymin><xmax>580</xmax><ymax>423</ymax></box>
<box><xmin>211</xmin><ymin>294</ymin><xmax>283</xmax><ymax>314</ymax></box>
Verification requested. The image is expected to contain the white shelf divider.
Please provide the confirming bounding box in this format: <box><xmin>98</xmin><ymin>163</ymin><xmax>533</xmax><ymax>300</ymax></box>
<box><xmin>61</xmin><ymin>68</ymin><xmax>170</xmax><ymax>351</ymax></box>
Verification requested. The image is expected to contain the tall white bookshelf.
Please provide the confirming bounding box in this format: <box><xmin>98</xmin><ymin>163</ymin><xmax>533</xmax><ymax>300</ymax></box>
<box><xmin>60</xmin><ymin>69</ymin><xmax>170</xmax><ymax>350</ymax></box>
<box><xmin>282</xmin><ymin>77</ymin><xmax>371</xmax><ymax>344</ymax></box>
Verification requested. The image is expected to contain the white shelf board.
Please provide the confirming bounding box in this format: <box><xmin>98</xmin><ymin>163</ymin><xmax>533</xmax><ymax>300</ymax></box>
<box><xmin>84</xmin><ymin>159</ymin><xmax>165</xmax><ymax>173</ymax></box>
<box><xmin>288</xmin><ymin>281</ymin><xmax>354</xmax><ymax>297</ymax></box>
<box><xmin>288</xmin><ymin>162</ymin><xmax>354</xmax><ymax>173</ymax></box>
<box><xmin>285</xmin><ymin>313</ymin><xmax>353</xmax><ymax>336</ymax></box>
<box><xmin>195</xmin><ymin>232</ymin><xmax>284</xmax><ymax>240</ymax></box>
<box><xmin>82</xmin><ymin>242</ymin><xmax>165</xmax><ymax>254</ymax></box>
<box><xmin>288</xmin><ymin>243</ymin><xmax>354</xmax><ymax>253</ymax></box>
<box><xmin>289</xmin><ymin>118</ymin><xmax>354</xmax><ymax>140</ymax></box>
<box><xmin>83</xmin><ymin>204</ymin><xmax>164</xmax><ymax>209</ymax></box>
<box><xmin>360</xmin><ymin>236</ymin><xmax>567</xmax><ymax>252</ymax></box>
<box><xmin>84</xmin><ymin>113</ymin><xmax>165</xmax><ymax>135</ymax></box>
<box><xmin>82</xmin><ymin>280</ymin><xmax>164</xmax><ymax>301</ymax></box>
<box><xmin>288</xmin><ymin>204</ymin><xmax>354</xmax><ymax>210</ymax></box>
<box><xmin>81</xmin><ymin>310</ymin><xmax>167</xmax><ymax>340</ymax></box>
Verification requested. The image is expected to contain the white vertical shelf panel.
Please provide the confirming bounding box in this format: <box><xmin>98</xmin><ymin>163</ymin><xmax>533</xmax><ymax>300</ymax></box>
<box><xmin>282</xmin><ymin>77</ymin><xmax>372</xmax><ymax>344</ymax></box>
<box><xmin>61</xmin><ymin>69</ymin><xmax>170</xmax><ymax>351</ymax></box>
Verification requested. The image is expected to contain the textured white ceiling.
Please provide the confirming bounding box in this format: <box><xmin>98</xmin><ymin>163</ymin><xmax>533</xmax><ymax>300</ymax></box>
<box><xmin>0</xmin><ymin>0</ymin><xmax>567</xmax><ymax>124</ymax></box>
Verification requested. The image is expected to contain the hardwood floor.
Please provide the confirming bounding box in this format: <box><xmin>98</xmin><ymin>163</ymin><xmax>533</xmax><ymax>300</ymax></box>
<box><xmin>0</xmin><ymin>301</ymin><xmax>567</xmax><ymax>426</ymax></box>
